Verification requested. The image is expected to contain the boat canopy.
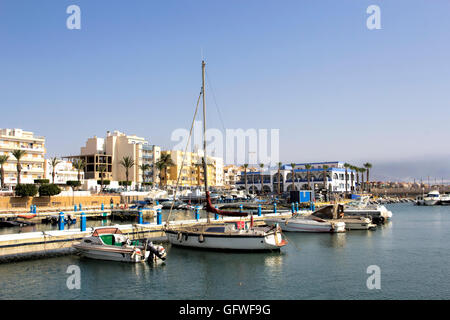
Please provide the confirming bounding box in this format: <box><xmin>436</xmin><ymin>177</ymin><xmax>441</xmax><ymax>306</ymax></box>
<box><xmin>312</xmin><ymin>204</ymin><xmax>344</xmax><ymax>220</ymax></box>
<box><xmin>92</xmin><ymin>228</ymin><xmax>123</xmax><ymax>236</ymax></box>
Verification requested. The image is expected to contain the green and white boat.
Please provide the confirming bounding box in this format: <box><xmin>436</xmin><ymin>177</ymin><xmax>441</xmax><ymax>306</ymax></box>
<box><xmin>74</xmin><ymin>227</ymin><xmax>167</xmax><ymax>264</ymax></box>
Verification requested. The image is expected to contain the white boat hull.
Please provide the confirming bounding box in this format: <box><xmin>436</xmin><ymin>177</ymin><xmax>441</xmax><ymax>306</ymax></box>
<box><xmin>424</xmin><ymin>200</ymin><xmax>439</xmax><ymax>206</ymax></box>
<box><xmin>265</xmin><ymin>218</ymin><xmax>345</xmax><ymax>233</ymax></box>
<box><xmin>74</xmin><ymin>244</ymin><xmax>150</xmax><ymax>263</ymax></box>
<box><xmin>166</xmin><ymin>230</ymin><xmax>284</xmax><ymax>251</ymax></box>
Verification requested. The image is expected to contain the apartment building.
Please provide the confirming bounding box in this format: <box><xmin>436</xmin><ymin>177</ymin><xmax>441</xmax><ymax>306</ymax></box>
<box><xmin>161</xmin><ymin>150</ymin><xmax>224</xmax><ymax>188</ymax></box>
<box><xmin>65</xmin><ymin>131</ymin><xmax>160</xmax><ymax>185</ymax></box>
<box><xmin>223</xmin><ymin>165</ymin><xmax>243</xmax><ymax>188</ymax></box>
<box><xmin>0</xmin><ymin>128</ymin><xmax>46</xmax><ymax>186</ymax></box>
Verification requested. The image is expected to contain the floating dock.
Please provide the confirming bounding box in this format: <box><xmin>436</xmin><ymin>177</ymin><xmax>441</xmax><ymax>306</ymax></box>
<box><xmin>0</xmin><ymin>212</ymin><xmax>293</xmax><ymax>263</ymax></box>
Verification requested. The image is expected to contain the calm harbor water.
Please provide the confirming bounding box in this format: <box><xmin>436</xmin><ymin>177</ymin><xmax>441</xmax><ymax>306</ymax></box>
<box><xmin>1</xmin><ymin>203</ymin><xmax>450</xmax><ymax>300</ymax></box>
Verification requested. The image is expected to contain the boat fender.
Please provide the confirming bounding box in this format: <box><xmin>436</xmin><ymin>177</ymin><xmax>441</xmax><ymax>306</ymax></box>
<box><xmin>177</xmin><ymin>232</ymin><xmax>183</xmax><ymax>242</ymax></box>
<box><xmin>198</xmin><ymin>234</ymin><xmax>205</xmax><ymax>243</ymax></box>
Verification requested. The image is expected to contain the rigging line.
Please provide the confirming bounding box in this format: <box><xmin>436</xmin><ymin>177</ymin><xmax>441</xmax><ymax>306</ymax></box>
<box><xmin>165</xmin><ymin>90</ymin><xmax>203</xmax><ymax>227</ymax></box>
<box><xmin>205</xmin><ymin>70</ymin><xmax>227</xmax><ymax>133</ymax></box>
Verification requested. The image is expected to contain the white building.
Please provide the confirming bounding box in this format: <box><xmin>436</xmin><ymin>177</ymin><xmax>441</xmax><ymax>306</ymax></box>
<box><xmin>237</xmin><ymin>161</ymin><xmax>357</xmax><ymax>193</ymax></box>
<box><xmin>0</xmin><ymin>128</ymin><xmax>46</xmax><ymax>186</ymax></box>
<box><xmin>45</xmin><ymin>159</ymin><xmax>84</xmax><ymax>185</ymax></box>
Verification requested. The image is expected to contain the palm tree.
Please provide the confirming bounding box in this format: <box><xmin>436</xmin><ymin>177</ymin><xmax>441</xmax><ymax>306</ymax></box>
<box><xmin>349</xmin><ymin>165</ymin><xmax>356</xmax><ymax>192</ymax></box>
<box><xmin>344</xmin><ymin>163</ymin><xmax>351</xmax><ymax>194</ymax></box>
<box><xmin>359</xmin><ymin>167</ymin><xmax>366</xmax><ymax>193</ymax></box>
<box><xmin>364</xmin><ymin>162</ymin><xmax>372</xmax><ymax>192</ymax></box>
<box><xmin>120</xmin><ymin>156</ymin><xmax>135</xmax><ymax>190</ymax></box>
<box><xmin>290</xmin><ymin>163</ymin><xmax>296</xmax><ymax>191</ymax></box>
<box><xmin>0</xmin><ymin>155</ymin><xmax>9</xmax><ymax>189</ymax></box>
<box><xmin>259</xmin><ymin>163</ymin><xmax>264</xmax><ymax>195</ymax></box>
<box><xmin>243</xmin><ymin>164</ymin><xmax>249</xmax><ymax>194</ymax></box>
<box><xmin>155</xmin><ymin>153</ymin><xmax>174</xmax><ymax>190</ymax></box>
<box><xmin>50</xmin><ymin>157</ymin><xmax>61</xmax><ymax>184</ymax></box>
<box><xmin>353</xmin><ymin>166</ymin><xmax>360</xmax><ymax>192</ymax></box>
<box><xmin>277</xmin><ymin>162</ymin><xmax>282</xmax><ymax>195</ymax></box>
<box><xmin>322</xmin><ymin>165</ymin><xmax>329</xmax><ymax>191</ymax></box>
<box><xmin>72</xmin><ymin>159</ymin><xmax>85</xmax><ymax>185</ymax></box>
<box><xmin>12</xmin><ymin>150</ymin><xmax>26</xmax><ymax>185</ymax></box>
<box><xmin>98</xmin><ymin>164</ymin><xmax>107</xmax><ymax>192</ymax></box>
<box><xmin>305</xmin><ymin>164</ymin><xmax>312</xmax><ymax>190</ymax></box>
<box><xmin>139</xmin><ymin>163</ymin><xmax>151</xmax><ymax>186</ymax></box>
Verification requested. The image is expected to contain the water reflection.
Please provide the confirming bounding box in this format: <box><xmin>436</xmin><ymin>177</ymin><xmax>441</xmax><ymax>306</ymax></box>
<box><xmin>264</xmin><ymin>254</ymin><xmax>284</xmax><ymax>273</ymax></box>
<box><xmin>284</xmin><ymin>232</ymin><xmax>347</xmax><ymax>249</ymax></box>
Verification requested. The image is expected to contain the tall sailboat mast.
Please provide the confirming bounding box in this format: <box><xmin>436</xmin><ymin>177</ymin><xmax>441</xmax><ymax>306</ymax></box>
<box><xmin>202</xmin><ymin>60</ymin><xmax>208</xmax><ymax>192</ymax></box>
<box><xmin>201</xmin><ymin>60</ymin><xmax>210</xmax><ymax>223</ymax></box>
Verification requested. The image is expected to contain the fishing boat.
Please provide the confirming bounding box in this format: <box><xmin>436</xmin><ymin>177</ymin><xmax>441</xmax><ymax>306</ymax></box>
<box><xmin>265</xmin><ymin>214</ymin><xmax>346</xmax><ymax>233</ymax></box>
<box><xmin>423</xmin><ymin>190</ymin><xmax>440</xmax><ymax>206</ymax></box>
<box><xmin>73</xmin><ymin>227</ymin><xmax>167</xmax><ymax>263</ymax></box>
<box><xmin>165</xmin><ymin>61</ymin><xmax>287</xmax><ymax>251</ymax></box>
<box><xmin>415</xmin><ymin>195</ymin><xmax>425</xmax><ymax>206</ymax></box>
<box><xmin>344</xmin><ymin>196</ymin><xmax>392</xmax><ymax>223</ymax></box>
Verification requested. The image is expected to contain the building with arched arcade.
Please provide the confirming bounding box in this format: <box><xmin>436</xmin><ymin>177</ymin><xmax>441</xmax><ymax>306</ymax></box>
<box><xmin>236</xmin><ymin>161</ymin><xmax>357</xmax><ymax>194</ymax></box>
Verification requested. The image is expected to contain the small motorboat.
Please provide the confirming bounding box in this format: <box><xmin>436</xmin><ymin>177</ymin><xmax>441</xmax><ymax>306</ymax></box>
<box><xmin>415</xmin><ymin>195</ymin><xmax>425</xmax><ymax>206</ymax></box>
<box><xmin>73</xmin><ymin>227</ymin><xmax>167</xmax><ymax>263</ymax></box>
<box><xmin>423</xmin><ymin>190</ymin><xmax>440</xmax><ymax>206</ymax></box>
<box><xmin>0</xmin><ymin>217</ymin><xmax>35</xmax><ymax>227</ymax></box>
<box><xmin>344</xmin><ymin>196</ymin><xmax>392</xmax><ymax>223</ymax></box>
<box><xmin>265</xmin><ymin>214</ymin><xmax>346</xmax><ymax>233</ymax></box>
<box><xmin>440</xmin><ymin>194</ymin><xmax>450</xmax><ymax>205</ymax></box>
<box><xmin>312</xmin><ymin>204</ymin><xmax>377</xmax><ymax>231</ymax></box>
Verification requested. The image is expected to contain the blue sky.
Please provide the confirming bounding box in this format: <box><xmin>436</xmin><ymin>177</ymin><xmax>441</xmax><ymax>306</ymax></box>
<box><xmin>1</xmin><ymin>0</ymin><xmax>449</xmax><ymax>180</ymax></box>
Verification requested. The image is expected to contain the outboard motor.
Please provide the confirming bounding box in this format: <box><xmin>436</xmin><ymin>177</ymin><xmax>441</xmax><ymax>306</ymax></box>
<box><xmin>146</xmin><ymin>240</ymin><xmax>167</xmax><ymax>262</ymax></box>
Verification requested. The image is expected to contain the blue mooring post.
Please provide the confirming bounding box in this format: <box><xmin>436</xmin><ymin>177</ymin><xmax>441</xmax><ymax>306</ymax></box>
<box><xmin>239</xmin><ymin>204</ymin><xmax>243</xmax><ymax>213</ymax></box>
<box><xmin>274</xmin><ymin>203</ymin><xmax>277</xmax><ymax>214</ymax></box>
<box><xmin>258</xmin><ymin>204</ymin><xmax>262</xmax><ymax>217</ymax></box>
<box><xmin>80</xmin><ymin>212</ymin><xmax>86</xmax><ymax>232</ymax></box>
<box><xmin>214</xmin><ymin>206</ymin><xmax>219</xmax><ymax>220</ymax></box>
<box><xmin>58</xmin><ymin>212</ymin><xmax>65</xmax><ymax>231</ymax></box>
<box><xmin>34</xmin><ymin>205</ymin><xmax>37</xmax><ymax>213</ymax></box>
<box><xmin>157</xmin><ymin>208</ymin><xmax>162</xmax><ymax>225</ymax></box>
<box><xmin>291</xmin><ymin>203</ymin><xmax>295</xmax><ymax>213</ymax></box>
<box><xmin>138</xmin><ymin>210</ymin><xmax>143</xmax><ymax>224</ymax></box>
<box><xmin>74</xmin><ymin>205</ymin><xmax>77</xmax><ymax>212</ymax></box>
<box><xmin>195</xmin><ymin>206</ymin><xmax>200</xmax><ymax>220</ymax></box>
<box><xmin>156</xmin><ymin>200</ymin><xmax>159</xmax><ymax>205</ymax></box>
<box><xmin>101</xmin><ymin>203</ymin><xmax>104</xmax><ymax>211</ymax></box>
<box><xmin>295</xmin><ymin>202</ymin><xmax>299</xmax><ymax>213</ymax></box>
<box><xmin>79</xmin><ymin>203</ymin><xmax>82</xmax><ymax>211</ymax></box>
<box><xmin>30</xmin><ymin>205</ymin><xmax>33</xmax><ymax>213</ymax></box>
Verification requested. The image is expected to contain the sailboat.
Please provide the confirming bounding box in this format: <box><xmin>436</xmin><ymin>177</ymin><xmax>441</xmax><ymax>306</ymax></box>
<box><xmin>165</xmin><ymin>61</ymin><xmax>287</xmax><ymax>251</ymax></box>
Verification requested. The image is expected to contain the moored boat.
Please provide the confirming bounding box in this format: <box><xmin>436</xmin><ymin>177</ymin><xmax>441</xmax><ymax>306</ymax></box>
<box><xmin>73</xmin><ymin>227</ymin><xmax>167</xmax><ymax>263</ymax></box>
<box><xmin>440</xmin><ymin>194</ymin><xmax>450</xmax><ymax>205</ymax></box>
<box><xmin>265</xmin><ymin>214</ymin><xmax>346</xmax><ymax>233</ymax></box>
<box><xmin>423</xmin><ymin>190</ymin><xmax>440</xmax><ymax>206</ymax></box>
<box><xmin>344</xmin><ymin>196</ymin><xmax>392</xmax><ymax>223</ymax></box>
<box><xmin>164</xmin><ymin>60</ymin><xmax>287</xmax><ymax>252</ymax></box>
<box><xmin>166</xmin><ymin>221</ymin><xmax>286</xmax><ymax>251</ymax></box>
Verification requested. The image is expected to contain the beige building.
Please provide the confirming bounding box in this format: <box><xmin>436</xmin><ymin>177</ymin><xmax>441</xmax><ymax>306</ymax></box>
<box><xmin>223</xmin><ymin>165</ymin><xmax>243</xmax><ymax>188</ymax></box>
<box><xmin>66</xmin><ymin>131</ymin><xmax>160</xmax><ymax>185</ymax></box>
<box><xmin>161</xmin><ymin>150</ymin><xmax>224</xmax><ymax>188</ymax></box>
<box><xmin>0</xmin><ymin>128</ymin><xmax>46</xmax><ymax>186</ymax></box>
